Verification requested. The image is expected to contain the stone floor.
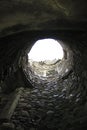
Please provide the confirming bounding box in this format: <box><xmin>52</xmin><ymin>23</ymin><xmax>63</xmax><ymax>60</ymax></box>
<box><xmin>10</xmin><ymin>71</ymin><xmax>87</xmax><ymax>130</ymax></box>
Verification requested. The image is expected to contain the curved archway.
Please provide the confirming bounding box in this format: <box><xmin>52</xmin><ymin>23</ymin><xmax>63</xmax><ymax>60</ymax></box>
<box><xmin>28</xmin><ymin>38</ymin><xmax>64</xmax><ymax>65</ymax></box>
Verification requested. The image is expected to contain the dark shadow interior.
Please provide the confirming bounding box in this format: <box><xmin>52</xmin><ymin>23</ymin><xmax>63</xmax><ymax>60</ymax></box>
<box><xmin>0</xmin><ymin>0</ymin><xmax>87</xmax><ymax>130</ymax></box>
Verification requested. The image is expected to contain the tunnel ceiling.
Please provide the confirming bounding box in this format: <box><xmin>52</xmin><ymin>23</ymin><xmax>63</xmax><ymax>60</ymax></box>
<box><xmin>0</xmin><ymin>0</ymin><xmax>87</xmax><ymax>35</ymax></box>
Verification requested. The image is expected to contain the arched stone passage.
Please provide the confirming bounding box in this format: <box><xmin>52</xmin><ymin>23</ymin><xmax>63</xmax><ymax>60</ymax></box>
<box><xmin>22</xmin><ymin>38</ymin><xmax>73</xmax><ymax>87</ymax></box>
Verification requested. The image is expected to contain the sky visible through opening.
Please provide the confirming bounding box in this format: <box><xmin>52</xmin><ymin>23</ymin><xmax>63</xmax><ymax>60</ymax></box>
<box><xmin>28</xmin><ymin>39</ymin><xmax>64</xmax><ymax>62</ymax></box>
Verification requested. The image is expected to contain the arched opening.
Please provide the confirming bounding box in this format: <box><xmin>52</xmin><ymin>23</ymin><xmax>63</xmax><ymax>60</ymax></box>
<box><xmin>28</xmin><ymin>39</ymin><xmax>64</xmax><ymax>65</ymax></box>
<box><xmin>27</xmin><ymin>39</ymin><xmax>64</xmax><ymax>78</ymax></box>
<box><xmin>22</xmin><ymin>38</ymin><xmax>73</xmax><ymax>87</ymax></box>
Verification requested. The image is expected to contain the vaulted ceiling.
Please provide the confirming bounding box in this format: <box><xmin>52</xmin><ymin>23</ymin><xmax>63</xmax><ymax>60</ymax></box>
<box><xmin>0</xmin><ymin>0</ymin><xmax>87</xmax><ymax>36</ymax></box>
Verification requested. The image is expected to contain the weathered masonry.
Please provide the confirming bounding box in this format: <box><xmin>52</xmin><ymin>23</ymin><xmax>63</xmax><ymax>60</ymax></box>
<box><xmin>0</xmin><ymin>0</ymin><xmax>87</xmax><ymax>130</ymax></box>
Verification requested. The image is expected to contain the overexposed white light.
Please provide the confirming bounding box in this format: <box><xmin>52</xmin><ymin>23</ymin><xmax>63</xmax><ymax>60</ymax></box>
<box><xmin>28</xmin><ymin>39</ymin><xmax>64</xmax><ymax>62</ymax></box>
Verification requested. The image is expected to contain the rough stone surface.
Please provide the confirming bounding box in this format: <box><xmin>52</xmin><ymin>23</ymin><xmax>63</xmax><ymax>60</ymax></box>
<box><xmin>0</xmin><ymin>0</ymin><xmax>86</xmax><ymax>35</ymax></box>
<box><xmin>10</xmin><ymin>41</ymin><xmax>87</xmax><ymax>130</ymax></box>
<box><xmin>1</xmin><ymin>122</ymin><xmax>15</xmax><ymax>130</ymax></box>
<box><xmin>0</xmin><ymin>32</ymin><xmax>87</xmax><ymax>130</ymax></box>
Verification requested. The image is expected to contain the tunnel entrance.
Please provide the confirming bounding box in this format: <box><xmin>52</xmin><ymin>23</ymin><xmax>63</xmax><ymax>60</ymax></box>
<box><xmin>28</xmin><ymin>39</ymin><xmax>64</xmax><ymax>78</ymax></box>
<box><xmin>22</xmin><ymin>38</ymin><xmax>73</xmax><ymax>87</ymax></box>
<box><xmin>28</xmin><ymin>39</ymin><xmax>64</xmax><ymax>65</ymax></box>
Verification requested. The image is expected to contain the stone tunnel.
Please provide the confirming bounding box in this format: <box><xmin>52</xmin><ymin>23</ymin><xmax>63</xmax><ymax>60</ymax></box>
<box><xmin>0</xmin><ymin>0</ymin><xmax>87</xmax><ymax>130</ymax></box>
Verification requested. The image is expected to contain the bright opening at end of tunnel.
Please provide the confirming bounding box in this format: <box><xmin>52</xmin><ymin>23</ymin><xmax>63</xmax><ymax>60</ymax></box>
<box><xmin>28</xmin><ymin>39</ymin><xmax>64</xmax><ymax>64</ymax></box>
